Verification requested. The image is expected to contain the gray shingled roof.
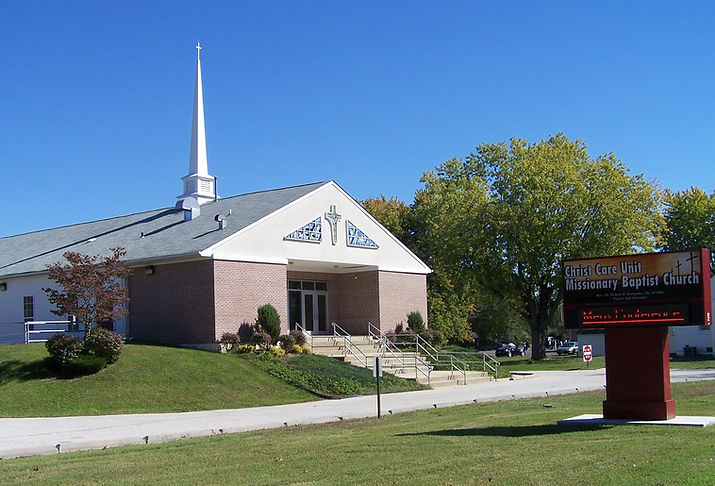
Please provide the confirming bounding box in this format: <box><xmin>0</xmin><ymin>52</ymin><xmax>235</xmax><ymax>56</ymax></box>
<box><xmin>0</xmin><ymin>182</ymin><xmax>328</xmax><ymax>278</ymax></box>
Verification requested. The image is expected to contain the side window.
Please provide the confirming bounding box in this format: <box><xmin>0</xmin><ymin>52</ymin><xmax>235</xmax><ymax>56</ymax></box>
<box><xmin>23</xmin><ymin>296</ymin><xmax>34</xmax><ymax>322</ymax></box>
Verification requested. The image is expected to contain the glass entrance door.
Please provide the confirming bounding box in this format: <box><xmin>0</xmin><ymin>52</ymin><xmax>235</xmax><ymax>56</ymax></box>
<box><xmin>302</xmin><ymin>292</ymin><xmax>328</xmax><ymax>333</ymax></box>
<box><xmin>288</xmin><ymin>280</ymin><xmax>329</xmax><ymax>333</ymax></box>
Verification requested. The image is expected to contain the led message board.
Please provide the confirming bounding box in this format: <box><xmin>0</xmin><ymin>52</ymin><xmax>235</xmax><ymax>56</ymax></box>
<box><xmin>562</xmin><ymin>249</ymin><xmax>712</xmax><ymax>329</ymax></box>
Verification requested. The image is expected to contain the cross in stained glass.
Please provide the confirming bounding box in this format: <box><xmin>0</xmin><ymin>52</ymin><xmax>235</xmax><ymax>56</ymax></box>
<box><xmin>325</xmin><ymin>205</ymin><xmax>342</xmax><ymax>245</ymax></box>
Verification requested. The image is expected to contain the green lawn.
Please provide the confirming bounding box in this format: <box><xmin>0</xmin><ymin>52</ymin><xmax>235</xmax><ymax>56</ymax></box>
<box><xmin>0</xmin><ymin>343</ymin><xmax>316</xmax><ymax>417</ymax></box>
<box><xmin>0</xmin><ymin>343</ymin><xmax>423</xmax><ymax>417</ymax></box>
<box><xmin>1</xmin><ymin>381</ymin><xmax>712</xmax><ymax>485</ymax></box>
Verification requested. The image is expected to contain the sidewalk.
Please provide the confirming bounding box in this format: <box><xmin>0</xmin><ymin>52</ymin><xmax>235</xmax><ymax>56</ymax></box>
<box><xmin>1</xmin><ymin>368</ymin><xmax>713</xmax><ymax>459</ymax></box>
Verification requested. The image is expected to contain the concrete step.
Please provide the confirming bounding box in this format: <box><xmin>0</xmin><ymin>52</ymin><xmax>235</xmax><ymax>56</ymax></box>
<box><xmin>416</xmin><ymin>370</ymin><xmax>492</xmax><ymax>387</ymax></box>
<box><xmin>307</xmin><ymin>334</ymin><xmax>489</xmax><ymax>388</ymax></box>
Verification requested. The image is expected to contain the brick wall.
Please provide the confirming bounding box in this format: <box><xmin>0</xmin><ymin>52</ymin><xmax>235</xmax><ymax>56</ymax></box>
<box><xmin>128</xmin><ymin>260</ymin><xmax>215</xmax><ymax>345</ymax></box>
<box><xmin>215</xmin><ymin>260</ymin><xmax>288</xmax><ymax>336</ymax></box>
<box><xmin>336</xmin><ymin>271</ymin><xmax>379</xmax><ymax>334</ymax></box>
<box><xmin>378</xmin><ymin>271</ymin><xmax>428</xmax><ymax>333</ymax></box>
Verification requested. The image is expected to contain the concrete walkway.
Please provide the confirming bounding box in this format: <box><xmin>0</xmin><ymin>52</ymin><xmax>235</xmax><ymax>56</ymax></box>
<box><xmin>1</xmin><ymin>368</ymin><xmax>713</xmax><ymax>459</ymax></box>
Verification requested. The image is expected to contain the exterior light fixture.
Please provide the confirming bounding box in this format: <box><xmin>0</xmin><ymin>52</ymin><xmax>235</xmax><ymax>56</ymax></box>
<box><xmin>0</xmin><ymin>282</ymin><xmax>6</xmax><ymax>291</ymax></box>
<box><xmin>144</xmin><ymin>265</ymin><xmax>155</xmax><ymax>275</ymax></box>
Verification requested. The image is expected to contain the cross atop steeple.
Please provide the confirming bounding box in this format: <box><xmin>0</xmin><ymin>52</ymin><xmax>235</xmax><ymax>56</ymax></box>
<box><xmin>196</xmin><ymin>42</ymin><xmax>201</xmax><ymax>60</ymax></box>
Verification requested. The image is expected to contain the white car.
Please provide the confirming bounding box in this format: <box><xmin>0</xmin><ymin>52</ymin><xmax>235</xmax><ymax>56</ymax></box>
<box><xmin>557</xmin><ymin>341</ymin><xmax>579</xmax><ymax>355</ymax></box>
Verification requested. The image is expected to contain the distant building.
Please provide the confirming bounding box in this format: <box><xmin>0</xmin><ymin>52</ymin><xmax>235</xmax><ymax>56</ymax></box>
<box><xmin>0</xmin><ymin>45</ymin><xmax>430</xmax><ymax>348</ymax></box>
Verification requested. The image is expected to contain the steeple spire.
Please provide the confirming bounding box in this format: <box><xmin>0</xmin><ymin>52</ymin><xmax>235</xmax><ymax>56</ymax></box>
<box><xmin>178</xmin><ymin>42</ymin><xmax>216</xmax><ymax>206</ymax></box>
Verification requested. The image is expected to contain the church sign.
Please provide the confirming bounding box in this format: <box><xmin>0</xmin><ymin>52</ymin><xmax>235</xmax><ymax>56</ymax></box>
<box><xmin>562</xmin><ymin>249</ymin><xmax>712</xmax><ymax>329</ymax></box>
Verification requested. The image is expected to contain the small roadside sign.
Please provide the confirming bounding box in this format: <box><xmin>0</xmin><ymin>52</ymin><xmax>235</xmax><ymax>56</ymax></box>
<box><xmin>373</xmin><ymin>356</ymin><xmax>383</xmax><ymax>377</ymax></box>
<box><xmin>582</xmin><ymin>345</ymin><xmax>593</xmax><ymax>362</ymax></box>
<box><xmin>374</xmin><ymin>356</ymin><xmax>383</xmax><ymax>418</ymax></box>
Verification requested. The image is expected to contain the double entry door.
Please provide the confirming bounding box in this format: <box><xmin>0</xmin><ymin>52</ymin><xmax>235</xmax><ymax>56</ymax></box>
<box><xmin>288</xmin><ymin>280</ymin><xmax>328</xmax><ymax>333</ymax></box>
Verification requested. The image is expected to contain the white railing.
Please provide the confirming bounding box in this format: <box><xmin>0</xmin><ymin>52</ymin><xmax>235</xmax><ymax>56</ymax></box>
<box><xmin>0</xmin><ymin>320</ymin><xmax>84</xmax><ymax>344</ymax></box>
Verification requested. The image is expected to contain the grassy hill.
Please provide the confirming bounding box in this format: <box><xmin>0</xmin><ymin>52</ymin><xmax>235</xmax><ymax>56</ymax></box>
<box><xmin>0</xmin><ymin>343</ymin><xmax>425</xmax><ymax>417</ymax></box>
<box><xmin>0</xmin><ymin>343</ymin><xmax>318</xmax><ymax>417</ymax></box>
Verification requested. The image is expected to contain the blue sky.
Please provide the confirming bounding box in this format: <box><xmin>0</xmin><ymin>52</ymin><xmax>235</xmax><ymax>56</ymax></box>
<box><xmin>2</xmin><ymin>1</ymin><xmax>714</xmax><ymax>237</ymax></box>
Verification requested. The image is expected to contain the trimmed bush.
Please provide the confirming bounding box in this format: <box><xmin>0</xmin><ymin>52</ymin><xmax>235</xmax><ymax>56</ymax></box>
<box><xmin>256</xmin><ymin>304</ymin><xmax>281</xmax><ymax>342</ymax></box>
<box><xmin>84</xmin><ymin>327</ymin><xmax>124</xmax><ymax>364</ymax></box>
<box><xmin>278</xmin><ymin>334</ymin><xmax>296</xmax><ymax>351</ymax></box>
<box><xmin>69</xmin><ymin>354</ymin><xmax>107</xmax><ymax>375</ymax></box>
<box><xmin>407</xmin><ymin>311</ymin><xmax>425</xmax><ymax>334</ymax></box>
<box><xmin>289</xmin><ymin>329</ymin><xmax>307</xmax><ymax>347</ymax></box>
<box><xmin>45</xmin><ymin>334</ymin><xmax>83</xmax><ymax>369</ymax></box>
<box><xmin>251</xmin><ymin>331</ymin><xmax>272</xmax><ymax>350</ymax></box>
<box><xmin>218</xmin><ymin>332</ymin><xmax>240</xmax><ymax>352</ymax></box>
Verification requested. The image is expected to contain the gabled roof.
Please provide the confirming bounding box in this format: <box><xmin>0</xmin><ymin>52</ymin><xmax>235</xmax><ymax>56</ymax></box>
<box><xmin>0</xmin><ymin>182</ymin><xmax>329</xmax><ymax>278</ymax></box>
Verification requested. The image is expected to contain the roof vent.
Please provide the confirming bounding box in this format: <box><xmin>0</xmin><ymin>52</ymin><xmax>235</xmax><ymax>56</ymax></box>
<box><xmin>215</xmin><ymin>209</ymin><xmax>231</xmax><ymax>230</ymax></box>
<box><xmin>177</xmin><ymin>197</ymin><xmax>200</xmax><ymax>221</ymax></box>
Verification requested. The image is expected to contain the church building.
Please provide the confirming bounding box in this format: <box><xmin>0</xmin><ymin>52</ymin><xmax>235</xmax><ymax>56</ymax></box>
<box><xmin>0</xmin><ymin>46</ymin><xmax>430</xmax><ymax>348</ymax></box>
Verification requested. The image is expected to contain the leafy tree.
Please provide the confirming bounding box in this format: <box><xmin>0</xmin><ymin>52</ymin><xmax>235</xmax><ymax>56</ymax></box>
<box><xmin>43</xmin><ymin>247</ymin><xmax>132</xmax><ymax>337</ymax></box>
<box><xmin>414</xmin><ymin>134</ymin><xmax>661</xmax><ymax>359</ymax></box>
<box><xmin>361</xmin><ymin>195</ymin><xmax>413</xmax><ymax>245</ymax></box>
<box><xmin>660</xmin><ymin>187</ymin><xmax>715</xmax><ymax>273</ymax></box>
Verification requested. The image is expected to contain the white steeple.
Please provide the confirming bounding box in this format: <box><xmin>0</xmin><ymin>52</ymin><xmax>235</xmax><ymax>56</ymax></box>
<box><xmin>178</xmin><ymin>42</ymin><xmax>216</xmax><ymax>206</ymax></box>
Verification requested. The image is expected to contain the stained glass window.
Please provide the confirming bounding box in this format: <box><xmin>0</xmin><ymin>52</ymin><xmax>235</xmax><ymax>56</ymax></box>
<box><xmin>346</xmin><ymin>220</ymin><xmax>378</xmax><ymax>248</ymax></box>
<box><xmin>284</xmin><ymin>217</ymin><xmax>322</xmax><ymax>243</ymax></box>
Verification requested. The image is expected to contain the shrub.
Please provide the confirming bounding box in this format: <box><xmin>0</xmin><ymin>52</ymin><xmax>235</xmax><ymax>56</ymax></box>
<box><xmin>45</xmin><ymin>334</ymin><xmax>83</xmax><ymax>369</ymax></box>
<box><xmin>401</xmin><ymin>328</ymin><xmax>417</xmax><ymax>344</ymax></box>
<box><xmin>236</xmin><ymin>344</ymin><xmax>256</xmax><ymax>354</ymax></box>
<box><xmin>290</xmin><ymin>329</ymin><xmax>307</xmax><ymax>347</ymax></box>
<box><xmin>251</xmin><ymin>331</ymin><xmax>272</xmax><ymax>350</ymax></box>
<box><xmin>256</xmin><ymin>304</ymin><xmax>281</xmax><ymax>343</ymax></box>
<box><xmin>291</xmin><ymin>344</ymin><xmax>312</xmax><ymax>354</ymax></box>
<box><xmin>407</xmin><ymin>311</ymin><xmax>425</xmax><ymax>334</ymax></box>
<box><xmin>278</xmin><ymin>334</ymin><xmax>296</xmax><ymax>351</ymax></box>
<box><xmin>69</xmin><ymin>354</ymin><xmax>107</xmax><ymax>375</ymax></box>
<box><xmin>269</xmin><ymin>345</ymin><xmax>286</xmax><ymax>357</ymax></box>
<box><xmin>218</xmin><ymin>332</ymin><xmax>240</xmax><ymax>352</ymax></box>
<box><xmin>422</xmin><ymin>328</ymin><xmax>445</xmax><ymax>347</ymax></box>
<box><xmin>84</xmin><ymin>327</ymin><xmax>124</xmax><ymax>364</ymax></box>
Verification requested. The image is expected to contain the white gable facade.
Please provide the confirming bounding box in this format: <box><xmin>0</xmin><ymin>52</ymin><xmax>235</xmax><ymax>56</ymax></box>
<box><xmin>126</xmin><ymin>181</ymin><xmax>430</xmax><ymax>347</ymax></box>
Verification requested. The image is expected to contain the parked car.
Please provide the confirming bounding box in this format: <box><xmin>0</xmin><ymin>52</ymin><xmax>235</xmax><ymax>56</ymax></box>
<box><xmin>557</xmin><ymin>341</ymin><xmax>579</xmax><ymax>355</ymax></box>
<box><xmin>495</xmin><ymin>342</ymin><xmax>524</xmax><ymax>357</ymax></box>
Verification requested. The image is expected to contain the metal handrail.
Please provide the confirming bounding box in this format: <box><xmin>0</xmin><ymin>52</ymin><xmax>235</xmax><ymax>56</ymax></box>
<box><xmin>423</xmin><ymin>349</ymin><xmax>501</xmax><ymax>380</ymax></box>
<box><xmin>294</xmin><ymin>323</ymin><xmax>313</xmax><ymax>350</ymax></box>
<box><xmin>388</xmin><ymin>332</ymin><xmax>469</xmax><ymax>384</ymax></box>
<box><xmin>368</xmin><ymin>322</ymin><xmax>407</xmax><ymax>371</ymax></box>
<box><xmin>368</xmin><ymin>323</ymin><xmax>433</xmax><ymax>383</ymax></box>
<box><xmin>331</xmin><ymin>322</ymin><xmax>369</xmax><ymax>368</ymax></box>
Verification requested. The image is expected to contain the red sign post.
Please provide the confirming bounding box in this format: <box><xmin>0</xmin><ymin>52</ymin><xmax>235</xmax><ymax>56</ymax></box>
<box><xmin>562</xmin><ymin>249</ymin><xmax>711</xmax><ymax>420</ymax></box>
